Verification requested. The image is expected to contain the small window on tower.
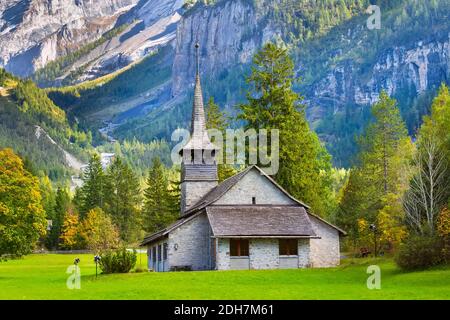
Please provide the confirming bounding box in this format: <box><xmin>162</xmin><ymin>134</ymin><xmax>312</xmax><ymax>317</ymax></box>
<box><xmin>252</xmin><ymin>197</ymin><xmax>256</xmax><ymax>205</ymax></box>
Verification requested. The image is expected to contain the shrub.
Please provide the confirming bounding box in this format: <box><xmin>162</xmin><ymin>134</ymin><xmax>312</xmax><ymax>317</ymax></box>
<box><xmin>99</xmin><ymin>248</ymin><xmax>137</xmax><ymax>274</ymax></box>
<box><xmin>395</xmin><ymin>235</ymin><xmax>444</xmax><ymax>271</ymax></box>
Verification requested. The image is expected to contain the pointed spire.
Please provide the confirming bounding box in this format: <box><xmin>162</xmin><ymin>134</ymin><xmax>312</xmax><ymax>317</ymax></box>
<box><xmin>195</xmin><ymin>41</ymin><xmax>200</xmax><ymax>76</ymax></box>
<box><xmin>190</xmin><ymin>42</ymin><xmax>208</xmax><ymax>143</ymax></box>
<box><xmin>181</xmin><ymin>42</ymin><xmax>217</xmax><ymax>156</ymax></box>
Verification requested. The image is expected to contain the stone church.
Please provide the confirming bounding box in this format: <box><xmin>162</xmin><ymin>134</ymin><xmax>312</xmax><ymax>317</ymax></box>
<box><xmin>141</xmin><ymin>45</ymin><xmax>345</xmax><ymax>271</ymax></box>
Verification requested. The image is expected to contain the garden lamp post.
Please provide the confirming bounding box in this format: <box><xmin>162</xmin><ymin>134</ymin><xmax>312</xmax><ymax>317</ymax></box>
<box><xmin>94</xmin><ymin>255</ymin><xmax>101</xmax><ymax>278</ymax></box>
<box><xmin>369</xmin><ymin>224</ymin><xmax>377</xmax><ymax>257</ymax></box>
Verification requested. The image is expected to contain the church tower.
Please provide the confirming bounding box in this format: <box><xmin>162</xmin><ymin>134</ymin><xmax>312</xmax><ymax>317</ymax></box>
<box><xmin>180</xmin><ymin>42</ymin><xmax>219</xmax><ymax>214</ymax></box>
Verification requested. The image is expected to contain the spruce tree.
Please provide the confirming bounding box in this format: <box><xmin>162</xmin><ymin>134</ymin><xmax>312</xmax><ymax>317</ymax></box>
<box><xmin>142</xmin><ymin>158</ymin><xmax>178</xmax><ymax>233</ymax></box>
<box><xmin>238</xmin><ymin>42</ymin><xmax>334</xmax><ymax>217</ymax></box>
<box><xmin>338</xmin><ymin>91</ymin><xmax>412</xmax><ymax>248</ymax></box>
<box><xmin>358</xmin><ymin>90</ymin><xmax>411</xmax><ymax>195</ymax></box>
<box><xmin>205</xmin><ymin>97</ymin><xmax>236</xmax><ymax>182</ymax></box>
<box><xmin>104</xmin><ymin>157</ymin><xmax>141</xmax><ymax>243</ymax></box>
<box><xmin>46</xmin><ymin>187</ymin><xmax>71</xmax><ymax>249</ymax></box>
<box><xmin>78</xmin><ymin>153</ymin><xmax>105</xmax><ymax>216</ymax></box>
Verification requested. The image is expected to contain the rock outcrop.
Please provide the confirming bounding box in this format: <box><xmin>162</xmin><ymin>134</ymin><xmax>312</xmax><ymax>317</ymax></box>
<box><xmin>0</xmin><ymin>0</ymin><xmax>184</xmax><ymax>81</ymax></box>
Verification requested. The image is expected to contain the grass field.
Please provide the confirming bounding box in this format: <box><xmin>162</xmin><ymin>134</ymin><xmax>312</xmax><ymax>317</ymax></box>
<box><xmin>0</xmin><ymin>254</ymin><xmax>449</xmax><ymax>300</ymax></box>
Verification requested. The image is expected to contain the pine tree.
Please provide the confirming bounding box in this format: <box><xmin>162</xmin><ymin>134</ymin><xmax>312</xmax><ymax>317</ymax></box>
<box><xmin>205</xmin><ymin>97</ymin><xmax>236</xmax><ymax>182</ymax></box>
<box><xmin>142</xmin><ymin>158</ymin><xmax>177</xmax><ymax>233</ymax></box>
<box><xmin>338</xmin><ymin>91</ymin><xmax>412</xmax><ymax>249</ymax></box>
<box><xmin>238</xmin><ymin>42</ymin><xmax>334</xmax><ymax>217</ymax></box>
<box><xmin>358</xmin><ymin>90</ymin><xmax>411</xmax><ymax>195</ymax></box>
<box><xmin>78</xmin><ymin>153</ymin><xmax>105</xmax><ymax>216</ymax></box>
<box><xmin>104</xmin><ymin>157</ymin><xmax>141</xmax><ymax>243</ymax></box>
<box><xmin>46</xmin><ymin>187</ymin><xmax>71</xmax><ymax>249</ymax></box>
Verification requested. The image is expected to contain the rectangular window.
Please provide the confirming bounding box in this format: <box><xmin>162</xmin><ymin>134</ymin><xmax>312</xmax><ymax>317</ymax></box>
<box><xmin>230</xmin><ymin>239</ymin><xmax>249</xmax><ymax>257</ymax></box>
<box><xmin>152</xmin><ymin>246</ymin><xmax>157</xmax><ymax>262</ymax></box>
<box><xmin>163</xmin><ymin>243</ymin><xmax>168</xmax><ymax>260</ymax></box>
<box><xmin>279</xmin><ymin>239</ymin><xmax>298</xmax><ymax>256</ymax></box>
<box><xmin>158</xmin><ymin>244</ymin><xmax>162</xmax><ymax>261</ymax></box>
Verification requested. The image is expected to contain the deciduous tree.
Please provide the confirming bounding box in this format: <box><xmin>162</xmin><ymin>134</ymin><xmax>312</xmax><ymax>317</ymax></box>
<box><xmin>0</xmin><ymin>148</ymin><xmax>47</xmax><ymax>259</ymax></box>
<box><xmin>78</xmin><ymin>207</ymin><xmax>120</xmax><ymax>253</ymax></box>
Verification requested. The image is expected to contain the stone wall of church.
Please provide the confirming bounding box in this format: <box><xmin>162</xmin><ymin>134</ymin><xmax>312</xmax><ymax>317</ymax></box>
<box><xmin>249</xmin><ymin>239</ymin><xmax>279</xmax><ymax>269</ymax></box>
<box><xmin>216</xmin><ymin>238</ymin><xmax>231</xmax><ymax>270</ymax></box>
<box><xmin>309</xmin><ymin>215</ymin><xmax>341</xmax><ymax>267</ymax></box>
<box><xmin>215</xmin><ymin>169</ymin><xmax>297</xmax><ymax>205</ymax></box>
<box><xmin>181</xmin><ymin>181</ymin><xmax>217</xmax><ymax>213</ymax></box>
<box><xmin>298</xmin><ymin>239</ymin><xmax>311</xmax><ymax>267</ymax></box>
<box><xmin>215</xmin><ymin>238</ymin><xmax>310</xmax><ymax>270</ymax></box>
<box><xmin>168</xmin><ymin>213</ymin><xmax>213</xmax><ymax>270</ymax></box>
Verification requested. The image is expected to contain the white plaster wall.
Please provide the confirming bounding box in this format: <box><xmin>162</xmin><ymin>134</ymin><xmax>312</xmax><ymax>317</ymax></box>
<box><xmin>309</xmin><ymin>216</ymin><xmax>340</xmax><ymax>267</ymax></box>
<box><xmin>230</xmin><ymin>258</ymin><xmax>250</xmax><ymax>270</ymax></box>
<box><xmin>168</xmin><ymin>213</ymin><xmax>212</xmax><ymax>270</ymax></box>
<box><xmin>279</xmin><ymin>257</ymin><xmax>298</xmax><ymax>269</ymax></box>
<box><xmin>215</xmin><ymin>169</ymin><xmax>297</xmax><ymax>205</ymax></box>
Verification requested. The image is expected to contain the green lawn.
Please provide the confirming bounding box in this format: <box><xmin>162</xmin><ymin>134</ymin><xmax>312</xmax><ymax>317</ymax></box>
<box><xmin>0</xmin><ymin>254</ymin><xmax>449</xmax><ymax>299</ymax></box>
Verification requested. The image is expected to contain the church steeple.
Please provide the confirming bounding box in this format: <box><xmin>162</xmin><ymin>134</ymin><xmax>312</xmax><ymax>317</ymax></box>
<box><xmin>180</xmin><ymin>42</ymin><xmax>219</xmax><ymax>214</ymax></box>
<box><xmin>188</xmin><ymin>42</ymin><xmax>211</xmax><ymax>150</ymax></box>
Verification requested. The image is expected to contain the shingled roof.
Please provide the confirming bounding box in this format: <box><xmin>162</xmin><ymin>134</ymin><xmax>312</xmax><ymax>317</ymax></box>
<box><xmin>182</xmin><ymin>166</ymin><xmax>254</xmax><ymax>216</ymax></box>
<box><xmin>182</xmin><ymin>165</ymin><xmax>309</xmax><ymax>216</ymax></box>
<box><xmin>181</xmin><ymin>43</ymin><xmax>217</xmax><ymax>152</ymax></box>
<box><xmin>140</xmin><ymin>212</ymin><xmax>202</xmax><ymax>246</ymax></box>
<box><xmin>207</xmin><ymin>206</ymin><xmax>317</xmax><ymax>238</ymax></box>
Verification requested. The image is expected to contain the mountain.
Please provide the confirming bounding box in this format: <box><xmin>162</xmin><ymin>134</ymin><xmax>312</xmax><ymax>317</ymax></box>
<box><xmin>0</xmin><ymin>69</ymin><xmax>90</xmax><ymax>181</ymax></box>
<box><xmin>0</xmin><ymin>0</ymin><xmax>183</xmax><ymax>84</ymax></box>
<box><xmin>2</xmin><ymin>0</ymin><xmax>450</xmax><ymax>167</ymax></box>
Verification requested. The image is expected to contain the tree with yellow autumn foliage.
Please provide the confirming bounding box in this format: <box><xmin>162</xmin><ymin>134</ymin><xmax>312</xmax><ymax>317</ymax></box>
<box><xmin>78</xmin><ymin>207</ymin><xmax>120</xmax><ymax>253</ymax></box>
<box><xmin>59</xmin><ymin>210</ymin><xmax>82</xmax><ymax>250</ymax></box>
<box><xmin>0</xmin><ymin>148</ymin><xmax>47</xmax><ymax>259</ymax></box>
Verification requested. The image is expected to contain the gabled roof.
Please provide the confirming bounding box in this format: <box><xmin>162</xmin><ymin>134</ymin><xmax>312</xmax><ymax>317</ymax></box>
<box><xmin>183</xmin><ymin>165</ymin><xmax>309</xmax><ymax>216</ymax></box>
<box><xmin>182</xmin><ymin>166</ymin><xmax>254</xmax><ymax>216</ymax></box>
<box><xmin>141</xmin><ymin>165</ymin><xmax>346</xmax><ymax>246</ymax></box>
<box><xmin>140</xmin><ymin>212</ymin><xmax>202</xmax><ymax>246</ymax></box>
<box><xmin>207</xmin><ymin>206</ymin><xmax>317</xmax><ymax>238</ymax></box>
<box><xmin>183</xmin><ymin>165</ymin><xmax>346</xmax><ymax>235</ymax></box>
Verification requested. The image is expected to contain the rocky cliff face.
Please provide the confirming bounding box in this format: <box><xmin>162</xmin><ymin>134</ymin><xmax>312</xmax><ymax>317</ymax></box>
<box><xmin>170</xmin><ymin>0</ymin><xmax>450</xmax><ymax>124</ymax></box>
<box><xmin>172</xmin><ymin>0</ymin><xmax>275</xmax><ymax>95</ymax></box>
<box><xmin>306</xmin><ymin>34</ymin><xmax>450</xmax><ymax>121</ymax></box>
<box><xmin>0</xmin><ymin>0</ymin><xmax>138</xmax><ymax>76</ymax></box>
<box><xmin>0</xmin><ymin>0</ymin><xmax>184</xmax><ymax>80</ymax></box>
<box><xmin>3</xmin><ymin>0</ymin><xmax>450</xmax><ymax>166</ymax></box>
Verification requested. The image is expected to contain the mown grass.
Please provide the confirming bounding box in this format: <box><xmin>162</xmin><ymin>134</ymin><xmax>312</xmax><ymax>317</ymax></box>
<box><xmin>0</xmin><ymin>254</ymin><xmax>449</xmax><ymax>300</ymax></box>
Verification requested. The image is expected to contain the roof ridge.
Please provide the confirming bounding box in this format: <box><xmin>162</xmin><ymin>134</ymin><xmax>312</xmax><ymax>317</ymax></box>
<box><xmin>181</xmin><ymin>165</ymin><xmax>254</xmax><ymax>216</ymax></box>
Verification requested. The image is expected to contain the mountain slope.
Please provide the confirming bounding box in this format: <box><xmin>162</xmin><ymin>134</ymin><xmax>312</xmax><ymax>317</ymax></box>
<box><xmin>0</xmin><ymin>0</ymin><xmax>183</xmax><ymax>85</ymax></box>
<box><xmin>3</xmin><ymin>0</ymin><xmax>450</xmax><ymax>167</ymax></box>
<box><xmin>0</xmin><ymin>69</ymin><xmax>89</xmax><ymax>180</ymax></box>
